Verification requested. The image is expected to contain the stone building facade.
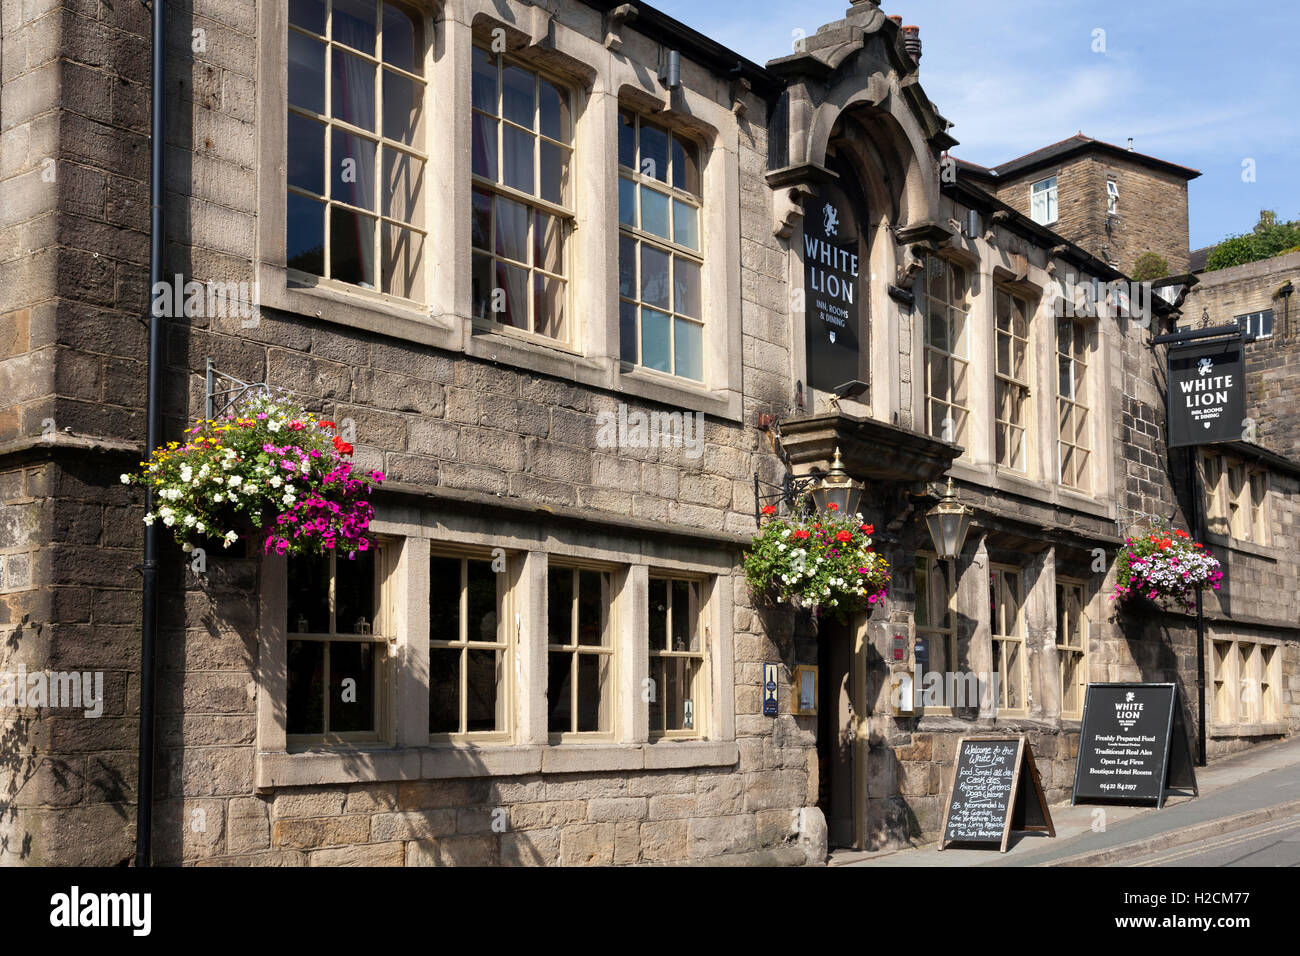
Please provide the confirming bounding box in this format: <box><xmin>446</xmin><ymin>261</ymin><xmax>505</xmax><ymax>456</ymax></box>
<box><xmin>959</xmin><ymin>136</ymin><xmax>1199</xmax><ymax>277</ymax></box>
<box><xmin>0</xmin><ymin>0</ymin><xmax>1296</xmax><ymax>866</ymax></box>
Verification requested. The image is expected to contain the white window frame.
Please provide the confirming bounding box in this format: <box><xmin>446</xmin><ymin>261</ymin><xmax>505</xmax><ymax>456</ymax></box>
<box><xmin>994</xmin><ymin>286</ymin><xmax>1033</xmax><ymax>474</ymax></box>
<box><xmin>546</xmin><ymin>562</ymin><xmax>618</xmax><ymax>741</ymax></box>
<box><xmin>989</xmin><ymin>564</ymin><xmax>1027</xmax><ymax>717</ymax></box>
<box><xmin>647</xmin><ymin>573</ymin><xmax>712</xmax><ymax>739</ymax></box>
<box><xmin>1236</xmin><ymin>309</ymin><xmax>1274</xmax><ymax>340</ymax></box>
<box><xmin>1106</xmin><ymin>179</ymin><xmax>1119</xmax><ymax>215</ymax></box>
<box><xmin>1211</xmin><ymin>636</ymin><xmax>1283</xmax><ymax>730</ymax></box>
<box><xmin>920</xmin><ymin>255</ymin><xmax>972</xmax><ymax>450</ymax></box>
<box><xmin>1031</xmin><ymin>176</ymin><xmax>1058</xmax><ymax>225</ymax></box>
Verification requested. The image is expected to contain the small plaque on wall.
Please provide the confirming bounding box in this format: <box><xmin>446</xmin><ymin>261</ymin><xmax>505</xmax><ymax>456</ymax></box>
<box><xmin>792</xmin><ymin>665</ymin><xmax>818</xmax><ymax>716</ymax></box>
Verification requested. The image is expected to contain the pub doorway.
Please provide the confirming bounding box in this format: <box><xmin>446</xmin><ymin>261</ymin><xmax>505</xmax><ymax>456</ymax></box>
<box><xmin>816</xmin><ymin>616</ymin><xmax>856</xmax><ymax>848</ymax></box>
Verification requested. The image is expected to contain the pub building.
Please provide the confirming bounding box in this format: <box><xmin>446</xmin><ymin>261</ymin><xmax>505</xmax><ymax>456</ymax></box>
<box><xmin>1</xmin><ymin>0</ymin><xmax>1296</xmax><ymax>866</ymax></box>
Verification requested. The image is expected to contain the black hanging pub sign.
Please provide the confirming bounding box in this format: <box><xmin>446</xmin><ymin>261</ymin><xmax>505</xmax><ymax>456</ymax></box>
<box><xmin>1166</xmin><ymin>333</ymin><xmax>1247</xmax><ymax>448</ymax></box>
<box><xmin>802</xmin><ymin>187</ymin><xmax>862</xmax><ymax>393</ymax></box>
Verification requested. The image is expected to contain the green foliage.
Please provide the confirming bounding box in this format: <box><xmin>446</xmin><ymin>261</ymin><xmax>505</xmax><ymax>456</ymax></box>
<box><xmin>1204</xmin><ymin>210</ymin><xmax>1300</xmax><ymax>272</ymax></box>
<box><xmin>1131</xmin><ymin>252</ymin><xmax>1170</xmax><ymax>281</ymax></box>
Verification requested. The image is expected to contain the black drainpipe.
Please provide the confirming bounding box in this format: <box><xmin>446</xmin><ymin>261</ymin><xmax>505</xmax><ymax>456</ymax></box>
<box><xmin>136</xmin><ymin>0</ymin><xmax>166</xmax><ymax>868</ymax></box>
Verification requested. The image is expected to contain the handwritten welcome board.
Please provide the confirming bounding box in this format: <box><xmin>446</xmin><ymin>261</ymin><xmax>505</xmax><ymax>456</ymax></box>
<box><xmin>939</xmin><ymin>736</ymin><xmax>1055</xmax><ymax>852</ymax></box>
<box><xmin>1071</xmin><ymin>683</ymin><xmax>1198</xmax><ymax>808</ymax></box>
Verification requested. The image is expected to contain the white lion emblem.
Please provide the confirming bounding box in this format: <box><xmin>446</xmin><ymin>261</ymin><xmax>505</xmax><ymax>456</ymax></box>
<box><xmin>823</xmin><ymin>202</ymin><xmax>839</xmax><ymax>237</ymax></box>
<box><xmin>1198</xmin><ymin>357</ymin><xmax>1213</xmax><ymax>376</ymax></box>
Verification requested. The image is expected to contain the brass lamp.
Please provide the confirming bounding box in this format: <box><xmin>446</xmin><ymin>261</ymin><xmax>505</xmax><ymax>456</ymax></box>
<box><xmin>809</xmin><ymin>447</ymin><xmax>863</xmax><ymax>516</ymax></box>
<box><xmin>925</xmin><ymin>477</ymin><xmax>973</xmax><ymax>560</ymax></box>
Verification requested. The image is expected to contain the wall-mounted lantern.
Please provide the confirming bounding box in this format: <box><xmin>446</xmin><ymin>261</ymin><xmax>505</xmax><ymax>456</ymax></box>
<box><xmin>925</xmin><ymin>477</ymin><xmax>973</xmax><ymax>561</ymax></box>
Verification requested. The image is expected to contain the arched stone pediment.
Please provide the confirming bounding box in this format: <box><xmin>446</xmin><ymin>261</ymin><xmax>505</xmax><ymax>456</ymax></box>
<box><xmin>765</xmin><ymin>2</ymin><xmax>956</xmax><ymax>244</ymax></box>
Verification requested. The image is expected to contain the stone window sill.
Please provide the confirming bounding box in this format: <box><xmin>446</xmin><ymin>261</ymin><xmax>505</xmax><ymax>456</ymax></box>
<box><xmin>1209</xmin><ymin>722</ymin><xmax>1288</xmax><ymax>739</ymax></box>
<box><xmin>254</xmin><ymin>740</ymin><xmax>739</xmax><ymax>790</ymax></box>
<box><xmin>1204</xmin><ymin>532</ymin><xmax>1281</xmax><ymax>561</ymax></box>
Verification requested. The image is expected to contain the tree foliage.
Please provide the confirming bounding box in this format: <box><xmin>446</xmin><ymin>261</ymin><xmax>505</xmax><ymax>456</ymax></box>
<box><xmin>1131</xmin><ymin>251</ymin><xmax>1170</xmax><ymax>281</ymax></box>
<box><xmin>1204</xmin><ymin>210</ymin><xmax>1300</xmax><ymax>272</ymax></box>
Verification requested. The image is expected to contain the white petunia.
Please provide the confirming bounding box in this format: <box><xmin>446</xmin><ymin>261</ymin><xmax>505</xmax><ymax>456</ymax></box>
<box><xmin>120</xmin><ymin>474</ymin><xmax>130</xmax><ymax>484</ymax></box>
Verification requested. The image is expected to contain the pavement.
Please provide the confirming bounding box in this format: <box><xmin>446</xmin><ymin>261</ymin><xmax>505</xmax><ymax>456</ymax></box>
<box><xmin>830</xmin><ymin>735</ymin><xmax>1300</xmax><ymax>867</ymax></box>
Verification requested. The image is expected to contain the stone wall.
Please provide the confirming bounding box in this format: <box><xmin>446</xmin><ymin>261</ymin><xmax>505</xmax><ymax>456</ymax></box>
<box><xmin>1181</xmin><ymin>251</ymin><xmax>1300</xmax><ymax>461</ymax></box>
<box><xmin>994</xmin><ymin>153</ymin><xmax>1192</xmax><ymax>276</ymax></box>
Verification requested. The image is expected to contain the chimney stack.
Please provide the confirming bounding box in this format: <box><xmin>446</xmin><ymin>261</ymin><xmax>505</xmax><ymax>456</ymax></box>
<box><xmin>903</xmin><ymin>25</ymin><xmax>922</xmax><ymax>64</ymax></box>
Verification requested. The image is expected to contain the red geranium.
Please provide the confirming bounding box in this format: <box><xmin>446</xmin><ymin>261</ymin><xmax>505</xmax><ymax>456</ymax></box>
<box><xmin>835</xmin><ymin>530</ymin><xmax>852</xmax><ymax>543</ymax></box>
<box><xmin>793</xmin><ymin>529</ymin><xmax>810</xmax><ymax>540</ymax></box>
<box><xmin>860</xmin><ymin>523</ymin><xmax>874</xmax><ymax>534</ymax></box>
<box><xmin>761</xmin><ymin>504</ymin><xmax>777</xmax><ymax>515</ymax></box>
<box><xmin>332</xmin><ymin>435</ymin><xmax>354</xmax><ymax>456</ymax></box>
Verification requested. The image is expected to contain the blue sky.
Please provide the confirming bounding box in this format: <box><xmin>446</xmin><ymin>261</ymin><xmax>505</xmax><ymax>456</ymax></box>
<box><xmin>653</xmin><ymin>0</ymin><xmax>1299</xmax><ymax>249</ymax></box>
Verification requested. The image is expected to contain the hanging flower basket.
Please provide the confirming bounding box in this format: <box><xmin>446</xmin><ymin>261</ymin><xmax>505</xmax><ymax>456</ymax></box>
<box><xmin>1109</xmin><ymin>522</ymin><xmax>1222</xmax><ymax>613</ymax></box>
<box><xmin>121</xmin><ymin>391</ymin><xmax>384</xmax><ymax>559</ymax></box>
<box><xmin>743</xmin><ymin>504</ymin><xmax>890</xmax><ymax>621</ymax></box>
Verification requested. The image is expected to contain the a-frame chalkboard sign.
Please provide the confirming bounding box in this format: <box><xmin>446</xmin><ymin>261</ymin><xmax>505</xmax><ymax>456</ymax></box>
<box><xmin>1072</xmin><ymin>683</ymin><xmax>1198</xmax><ymax>809</ymax></box>
<box><xmin>938</xmin><ymin>736</ymin><xmax>1056</xmax><ymax>852</ymax></box>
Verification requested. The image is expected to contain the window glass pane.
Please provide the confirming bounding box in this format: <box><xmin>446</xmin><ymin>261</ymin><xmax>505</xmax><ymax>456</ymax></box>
<box><xmin>330</xmin><ymin>206</ymin><xmax>377</xmax><ymax>288</ymax></box>
<box><xmin>495</xmin><ymin>195</ymin><xmax>529</xmax><ymax>263</ymax></box>
<box><xmin>640</xmin><ymin>187</ymin><xmax>670</xmax><ymax>239</ymax></box>
<box><xmin>332</xmin><ymin>48</ymin><xmax>377</xmax><ymax>131</ymax></box>
<box><xmin>501</xmin><ymin>64</ymin><xmax>534</xmax><ymax>128</ymax></box>
<box><xmin>672</xmin><ymin>135</ymin><xmax>700</xmax><ymax>194</ymax></box>
<box><xmin>429</xmin><ymin>556</ymin><xmax>461</xmax><ymax>641</ymax></box>
<box><xmin>466</xmin><ymin>649</ymin><xmax>503</xmax><ymax>731</ymax></box>
<box><xmin>639</xmin><ymin>246</ymin><xmax>671</xmax><ymax>311</ymax></box>
<box><xmin>641</xmin><ymin>308</ymin><xmax>671</xmax><ymax>372</ymax></box>
<box><xmin>331</xmin><ymin>129</ymin><xmax>376</xmax><ymax>210</ymax></box>
<box><xmin>673</xmin><ymin>256</ymin><xmax>701</xmax><ymax>318</ymax></box>
<box><xmin>382</xmin><ymin>70</ymin><xmax>422</xmax><ymax>146</ymax></box>
<box><xmin>471</xmin><ymin>113</ymin><xmax>497</xmax><ymax>181</ymax></box>
<box><xmin>672</xmin><ymin>200</ymin><xmax>699</xmax><ymax>250</ymax></box>
<box><xmin>533</xmin><ymin>274</ymin><xmax>565</xmax><ymax>339</ymax></box>
<box><xmin>472</xmin><ymin>47</ymin><xmax>497</xmax><ymax>113</ymax></box>
<box><xmin>674</xmin><ymin>318</ymin><xmax>702</xmax><ymax>381</ymax></box>
<box><xmin>428</xmin><ymin>648</ymin><xmax>459</xmax><ymax>733</ymax></box>
<box><xmin>382</xmin><ymin>223</ymin><xmax>423</xmax><ymax>298</ymax></box>
<box><xmin>618</xmin><ymin>177</ymin><xmax>636</xmax><ymax>227</ymax></box>
<box><xmin>619</xmin><ymin>300</ymin><xmax>638</xmax><ymax>364</ymax></box>
<box><xmin>286</xmin><ymin>192</ymin><xmax>325</xmax><ymax>275</ymax></box>
<box><xmin>538</xmin><ymin>78</ymin><xmax>570</xmax><ymax>142</ymax></box>
<box><xmin>334</xmin><ymin>548</ymin><xmax>375</xmax><ymax>635</ymax></box>
<box><xmin>577</xmin><ymin>652</ymin><xmax>611</xmax><ymax>733</ymax></box>
<box><xmin>502</xmin><ymin>124</ymin><xmax>534</xmax><ymax>193</ymax></box>
<box><xmin>914</xmin><ymin>560</ymin><xmax>930</xmax><ymax>628</ymax></box>
<box><xmin>648</xmin><ymin>579</ymin><xmax>668</xmax><ymax>651</ymax></box>
<box><xmin>547</xmin><ymin>651</ymin><xmax>572</xmax><ymax>733</ymax></box>
<box><xmin>329</xmin><ymin>642</ymin><xmax>375</xmax><ymax>732</ymax></box>
<box><xmin>333</xmin><ymin>0</ymin><xmax>377</xmax><ymax>54</ymax></box>
<box><xmin>577</xmin><ymin>570</ymin><xmax>605</xmax><ymax>646</ymax></box>
<box><xmin>288</xmin><ymin>552</ymin><xmax>331</xmax><ymax>634</ymax></box>
<box><xmin>495</xmin><ymin>261</ymin><xmax>528</xmax><ymax>328</ymax></box>
<box><xmin>663</xmin><ymin>658</ymin><xmax>698</xmax><ymax>731</ymax></box>
<box><xmin>640</xmin><ymin>122</ymin><xmax>668</xmax><ymax>182</ymax></box>
<box><xmin>534</xmin><ymin>211</ymin><xmax>563</xmax><ymax>274</ymax></box>
<box><xmin>471</xmin><ymin>189</ymin><xmax>491</xmax><ymax>251</ymax></box>
<box><xmin>548</xmin><ymin>568</ymin><xmax>573</xmax><ymax>644</ymax></box>
<box><xmin>290</xmin><ymin>0</ymin><xmax>326</xmax><ymax>34</ymax></box>
<box><xmin>287</xmin><ymin>640</ymin><xmax>325</xmax><ymax>734</ymax></box>
<box><xmin>618</xmin><ymin>111</ymin><xmax>636</xmax><ymax>168</ymax></box>
<box><xmin>382</xmin><ymin>148</ymin><xmax>424</xmax><ymax>227</ymax></box>
<box><xmin>648</xmin><ymin>657</ymin><xmax>665</xmax><ymax>731</ymax></box>
<box><xmin>288</xmin><ymin>32</ymin><xmax>326</xmax><ymax>114</ymax></box>
<box><xmin>671</xmin><ymin>580</ymin><xmax>697</xmax><ymax>650</ymax></box>
<box><xmin>287</xmin><ymin>112</ymin><xmax>325</xmax><ymax>194</ymax></box>
<box><xmin>538</xmin><ymin>141</ymin><xmax>568</xmax><ymax>205</ymax></box>
<box><xmin>618</xmin><ymin>235</ymin><xmax>637</xmax><ymax>299</ymax></box>
<box><xmin>466</xmin><ymin>559</ymin><xmax>498</xmax><ymax>643</ymax></box>
<box><xmin>471</xmin><ymin>253</ymin><xmax>492</xmax><ymax>319</ymax></box>
<box><xmin>382</xmin><ymin>2</ymin><xmax>422</xmax><ymax>74</ymax></box>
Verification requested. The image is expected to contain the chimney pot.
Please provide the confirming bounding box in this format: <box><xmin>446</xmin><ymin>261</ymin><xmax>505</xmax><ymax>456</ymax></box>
<box><xmin>902</xmin><ymin>24</ymin><xmax>921</xmax><ymax>63</ymax></box>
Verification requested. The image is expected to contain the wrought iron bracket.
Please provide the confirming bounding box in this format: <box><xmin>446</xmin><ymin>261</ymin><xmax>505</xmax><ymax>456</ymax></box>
<box><xmin>752</xmin><ymin>470</ymin><xmax>824</xmax><ymax>527</ymax></box>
